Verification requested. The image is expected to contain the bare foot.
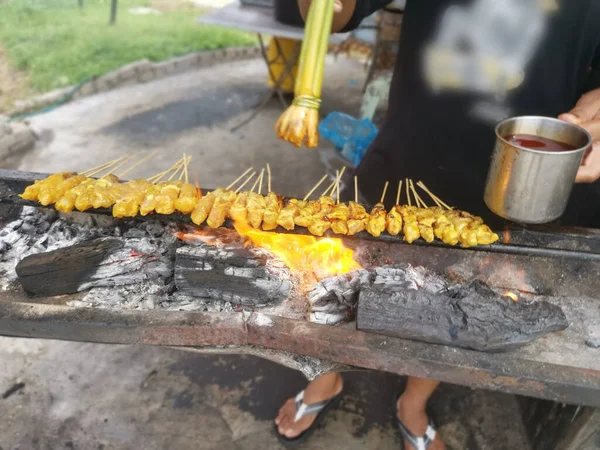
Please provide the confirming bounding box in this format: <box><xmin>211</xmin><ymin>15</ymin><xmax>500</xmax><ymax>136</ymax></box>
<box><xmin>397</xmin><ymin>395</ymin><xmax>446</xmax><ymax>450</ymax></box>
<box><xmin>275</xmin><ymin>372</ymin><xmax>343</xmax><ymax>439</ymax></box>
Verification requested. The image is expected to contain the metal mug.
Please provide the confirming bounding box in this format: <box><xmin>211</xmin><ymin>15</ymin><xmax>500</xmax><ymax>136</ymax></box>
<box><xmin>484</xmin><ymin>116</ymin><xmax>592</xmax><ymax>224</ymax></box>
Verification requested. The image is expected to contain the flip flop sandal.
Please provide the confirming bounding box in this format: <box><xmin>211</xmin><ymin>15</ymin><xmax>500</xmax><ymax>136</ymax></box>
<box><xmin>394</xmin><ymin>395</ymin><xmax>438</xmax><ymax>450</ymax></box>
<box><xmin>274</xmin><ymin>389</ymin><xmax>343</xmax><ymax>447</ymax></box>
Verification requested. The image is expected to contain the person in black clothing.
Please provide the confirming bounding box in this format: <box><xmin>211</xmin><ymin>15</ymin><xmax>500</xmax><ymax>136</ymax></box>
<box><xmin>274</xmin><ymin>1</ymin><xmax>600</xmax><ymax>448</ymax></box>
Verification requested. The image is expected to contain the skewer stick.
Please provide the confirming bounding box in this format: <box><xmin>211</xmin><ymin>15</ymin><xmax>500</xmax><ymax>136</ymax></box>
<box><xmin>303</xmin><ymin>174</ymin><xmax>328</xmax><ymax>201</ymax></box>
<box><xmin>354</xmin><ymin>176</ymin><xmax>358</xmax><ymax>203</ymax></box>
<box><xmin>235</xmin><ymin>171</ymin><xmax>256</xmax><ymax>193</ymax></box>
<box><xmin>168</xmin><ymin>162</ymin><xmax>185</xmax><ymax>181</ymax></box>
<box><xmin>177</xmin><ymin>155</ymin><xmax>192</xmax><ymax>181</ymax></box>
<box><xmin>184</xmin><ymin>154</ymin><xmax>190</xmax><ymax>184</ymax></box>
<box><xmin>321</xmin><ymin>166</ymin><xmax>346</xmax><ymax>197</ymax></box>
<box><xmin>380</xmin><ymin>181</ymin><xmax>389</xmax><ymax>204</ymax></box>
<box><xmin>406</xmin><ymin>178</ymin><xmax>411</xmax><ymax>207</ymax></box>
<box><xmin>82</xmin><ymin>156</ymin><xmax>127</xmax><ymax>176</ymax></box>
<box><xmin>103</xmin><ymin>154</ymin><xmax>137</xmax><ymax>178</ymax></box>
<box><xmin>409</xmin><ymin>179</ymin><xmax>427</xmax><ymax>208</ymax></box>
<box><xmin>266</xmin><ymin>163</ymin><xmax>272</xmax><ymax>193</ymax></box>
<box><xmin>226</xmin><ymin>167</ymin><xmax>254</xmax><ymax>191</ymax></box>
<box><xmin>417</xmin><ymin>181</ymin><xmax>451</xmax><ymax>209</ymax></box>
<box><xmin>250</xmin><ymin>173</ymin><xmax>261</xmax><ymax>193</ymax></box>
<box><xmin>258</xmin><ymin>169</ymin><xmax>265</xmax><ymax>195</ymax></box>
<box><xmin>336</xmin><ymin>171</ymin><xmax>341</xmax><ymax>204</ymax></box>
<box><xmin>148</xmin><ymin>158</ymin><xmax>185</xmax><ymax>183</ymax></box>
<box><xmin>116</xmin><ymin>151</ymin><xmax>158</xmax><ymax>178</ymax></box>
<box><xmin>396</xmin><ymin>180</ymin><xmax>403</xmax><ymax>206</ymax></box>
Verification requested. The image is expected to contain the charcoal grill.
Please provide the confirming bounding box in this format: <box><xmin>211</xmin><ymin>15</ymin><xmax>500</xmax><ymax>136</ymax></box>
<box><xmin>0</xmin><ymin>169</ymin><xmax>599</xmax><ymax>450</ymax></box>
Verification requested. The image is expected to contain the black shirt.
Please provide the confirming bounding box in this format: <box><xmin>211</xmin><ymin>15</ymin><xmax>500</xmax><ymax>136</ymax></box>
<box><xmin>344</xmin><ymin>0</ymin><xmax>600</xmax><ymax>227</ymax></box>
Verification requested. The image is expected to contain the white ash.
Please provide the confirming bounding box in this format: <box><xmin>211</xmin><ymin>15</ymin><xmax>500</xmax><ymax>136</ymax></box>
<box><xmin>308</xmin><ymin>265</ymin><xmax>448</xmax><ymax>325</ymax></box>
<box><xmin>0</xmin><ymin>206</ymin><xmax>116</xmax><ymax>289</ymax></box>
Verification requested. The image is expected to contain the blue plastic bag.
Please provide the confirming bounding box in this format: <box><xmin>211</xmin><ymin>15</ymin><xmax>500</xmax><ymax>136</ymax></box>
<box><xmin>319</xmin><ymin>112</ymin><xmax>378</xmax><ymax>167</ymax></box>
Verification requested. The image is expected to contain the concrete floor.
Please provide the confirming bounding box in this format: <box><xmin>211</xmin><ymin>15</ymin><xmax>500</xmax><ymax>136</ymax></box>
<box><xmin>2</xmin><ymin>57</ymin><xmax>531</xmax><ymax>450</ymax></box>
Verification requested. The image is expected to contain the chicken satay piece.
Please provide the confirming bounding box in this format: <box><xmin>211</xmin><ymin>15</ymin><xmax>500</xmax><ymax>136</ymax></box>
<box><xmin>366</xmin><ymin>203</ymin><xmax>387</xmax><ymax>237</ymax></box>
<box><xmin>347</xmin><ymin>201</ymin><xmax>369</xmax><ymax>235</ymax></box>
<box><xmin>414</xmin><ymin>207</ymin><xmax>438</xmax><ymax>227</ymax></box>
<box><xmin>276</xmin><ymin>199</ymin><xmax>305</xmax><ymax>231</ymax></box>
<box><xmin>229</xmin><ymin>192</ymin><xmax>249</xmax><ymax>223</ymax></box>
<box><xmin>475</xmin><ymin>224</ymin><xmax>499</xmax><ymax>245</ymax></box>
<box><xmin>90</xmin><ymin>177</ymin><xmax>121</xmax><ymax>209</ymax></box>
<box><xmin>38</xmin><ymin>174</ymin><xmax>87</xmax><ymax>206</ymax></box>
<box><xmin>326</xmin><ymin>203</ymin><xmax>349</xmax><ymax>221</ymax></box>
<box><xmin>191</xmin><ymin>188</ymin><xmax>224</xmax><ymax>225</ymax></box>
<box><xmin>398</xmin><ymin>206</ymin><xmax>421</xmax><ymax>243</ymax></box>
<box><xmin>155</xmin><ymin>182</ymin><xmax>182</xmax><ymax>215</ymax></box>
<box><xmin>112</xmin><ymin>180</ymin><xmax>152</xmax><ymax>218</ymax></box>
<box><xmin>247</xmin><ymin>192</ymin><xmax>267</xmax><ymax>229</ymax></box>
<box><xmin>207</xmin><ymin>190</ymin><xmax>237</xmax><ymax>228</ymax></box>
<box><xmin>75</xmin><ymin>176</ymin><xmax>118</xmax><ymax>211</ymax></box>
<box><xmin>262</xmin><ymin>192</ymin><xmax>283</xmax><ymax>231</ymax></box>
<box><xmin>418</xmin><ymin>224</ymin><xmax>435</xmax><ymax>243</ymax></box>
<box><xmin>174</xmin><ymin>182</ymin><xmax>200</xmax><ymax>214</ymax></box>
<box><xmin>294</xmin><ymin>200</ymin><xmax>321</xmax><ymax>227</ymax></box>
<box><xmin>330</xmin><ymin>220</ymin><xmax>349</xmax><ymax>235</ymax></box>
<box><xmin>140</xmin><ymin>183</ymin><xmax>163</xmax><ymax>216</ymax></box>
<box><xmin>308</xmin><ymin>219</ymin><xmax>331</xmax><ymax>236</ymax></box>
<box><xmin>385</xmin><ymin>205</ymin><xmax>403</xmax><ymax>236</ymax></box>
<box><xmin>55</xmin><ymin>178</ymin><xmax>95</xmax><ymax>213</ymax></box>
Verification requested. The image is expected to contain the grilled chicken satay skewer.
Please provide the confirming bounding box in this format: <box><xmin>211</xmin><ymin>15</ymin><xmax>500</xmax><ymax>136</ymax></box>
<box><xmin>385</xmin><ymin>180</ymin><xmax>403</xmax><ymax>236</ymax></box>
<box><xmin>408</xmin><ymin>179</ymin><xmax>435</xmax><ymax>243</ymax></box>
<box><xmin>174</xmin><ymin>155</ymin><xmax>202</xmax><ymax>214</ymax></box>
<box><xmin>155</xmin><ymin>156</ymin><xmax>192</xmax><ymax>215</ymax></box>
<box><xmin>277</xmin><ymin>174</ymin><xmax>327</xmax><ymax>230</ymax></box>
<box><xmin>328</xmin><ymin>172</ymin><xmax>349</xmax><ymax>235</ymax></box>
<box><xmin>366</xmin><ymin>181</ymin><xmax>388</xmax><ymax>237</ymax></box>
<box><xmin>262</xmin><ymin>164</ymin><xmax>283</xmax><ymax>231</ymax></box>
<box><xmin>347</xmin><ymin>176</ymin><xmax>369</xmax><ymax>236</ymax></box>
<box><xmin>398</xmin><ymin>178</ymin><xmax>421</xmax><ymax>243</ymax></box>
<box><xmin>246</xmin><ymin>169</ymin><xmax>267</xmax><ymax>229</ymax></box>
<box><xmin>229</xmin><ymin>171</ymin><xmax>257</xmax><ymax>223</ymax></box>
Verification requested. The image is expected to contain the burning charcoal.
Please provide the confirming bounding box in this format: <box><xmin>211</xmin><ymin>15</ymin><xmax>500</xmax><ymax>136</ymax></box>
<box><xmin>144</xmin><ymin>221</ymin><xmax>165</xmax><ymax>237</ymax></box>
<box><xmin>174</xmin><ymin>242</ymin><xmax>292</xmax><ymax>307</ymax></box>
<box><xmin>123</xmin><ymin>229</ymin><xmax>147</xmax><ymax>239</ymax></box>
<box><xmin>357</xmin><ymin>281</ymin><xmax>569</xmax><ymax>352</ymax></box>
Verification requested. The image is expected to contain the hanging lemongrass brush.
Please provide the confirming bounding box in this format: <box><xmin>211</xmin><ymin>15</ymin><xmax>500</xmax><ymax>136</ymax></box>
<box><xmin>274</xmin><ymin>0</ymin><xmax>335</xmax><ymax>148</ymax></box>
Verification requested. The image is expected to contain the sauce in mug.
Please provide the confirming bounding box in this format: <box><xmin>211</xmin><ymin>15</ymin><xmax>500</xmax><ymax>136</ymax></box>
<box><xmin>504</xmin><ymin>134</ymin><xmax>577</xmax><ymax>152</ymax></box>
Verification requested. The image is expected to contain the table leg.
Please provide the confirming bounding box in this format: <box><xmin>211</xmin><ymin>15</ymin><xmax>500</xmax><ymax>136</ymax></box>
<box><xmin>231</xmin><ymin>34</ymin><xmax>301</xmax><ymax>133</ymax></box>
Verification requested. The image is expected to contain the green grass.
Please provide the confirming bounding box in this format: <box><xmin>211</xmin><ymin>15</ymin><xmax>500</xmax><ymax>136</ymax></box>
<box><xmin>0</xmin><ymin>0</ymin><xmax>256</xmax><ymax>93</ymax></box>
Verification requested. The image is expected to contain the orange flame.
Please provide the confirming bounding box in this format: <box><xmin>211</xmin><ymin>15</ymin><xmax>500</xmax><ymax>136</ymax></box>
<box><xmin>232</xmin><ymin>221</ymin><xmax>362</xmax><ymax>283</ymax></box>
<box><xmin>504</xmin><ymin>291</ymin><xmax>519</xmax><ymax>302</ymax></box>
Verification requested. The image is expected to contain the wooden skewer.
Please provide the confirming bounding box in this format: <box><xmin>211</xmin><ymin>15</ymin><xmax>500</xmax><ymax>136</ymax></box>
<box><xmin>409</xmin><ymin>179</ymin><xmax>427</xmax><ymax>208</ymax></box>
<box><xmin>406</xmin><ymin>178</ymin><xmax>411</xmax><ymax>207</ymax></box>
<box><xmin>250</xmin><ymin>173</ymin><xmax>261</xmax><ymax>193</ymax></box>
<box><xmin>417</xmin><ymin>181</ymin><xmax>451</xmax><ymax>209</ymax></box>
<box><xmin>303</xmin><ymin>174</ymin><xmax>328</xmax><ymax>202</ymax></box>
<box><xmin>184</xmin><ymin>154</ymin><xmax>190</xmax><ymax>184</ymax></box>
<box><xmin>235</xmin><ymin>171</ymin><xmax>256</xmax><ymax>193</ymax></box>
<box><xmin>168</xmin><ymin>162</ymin><xmax>186</xmax><ymax>182</ymax></box>
<box><xmin>82</xmin><ymin>156</ymin><xmax>127</xmax><ymax>176</ymax></box>
<box><xmin>258</xmin><ymin>169</ymin><xmax>265</xmax><ymax>195</ymax></box>
<box><xmin>116</xmin><ymin>151</ymin><xmax>158</xmax><ymax>178</ymax></box>
<box><xmin>226</xmin><ymin>167</ymin><xmax>254</xmax><ymax>191</ymax></box>
<box><xmin>354</xmin><ymin>176</ymin><xmax>358</xmax><ymax>203</ymax></box>
<box><xmin>396</xmin><ymin>180</ymin><xmax>402</xmax><ymax>205</ymax></box>
<box><xmin>148</xmin><ymin>158</ymin><xmax>185</xmax><ymax>183</ymax></box>
<box><xmin>266</xmin><ymin>163</ymin><xmax>272</xmax><ymax>193</ymax></box>
<box><xmin>178</xmin><ymin>155</ymin><xmax>192</xmax><ymax>182</ymax></box>
<box><xmin>336</xmin><ymin>171</ymin><xmax>341</xmax><ymax>204</ymax></box>
<box><xmin>103</xmin><ymin>154</ymin><xmax>137</xmax><ymax>178</ymax></box>
<box><xmin>380</xmin><ymin>181</ymin><xmax>389</xmax><ymax>204</ymax></box>
<box><xmin>321</xmin><ymin>166</ymin><xmax>346</xmax><ymax>197</ymax></box>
